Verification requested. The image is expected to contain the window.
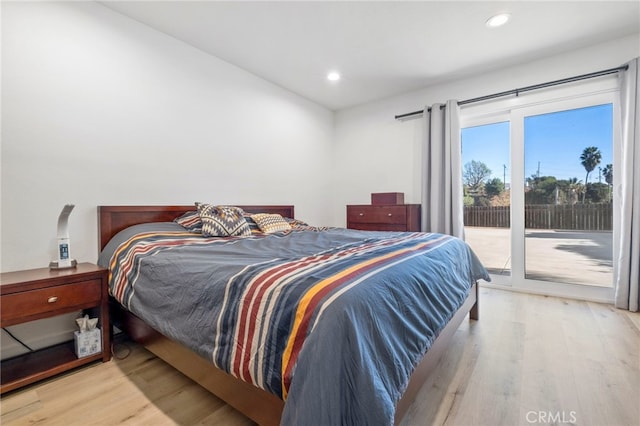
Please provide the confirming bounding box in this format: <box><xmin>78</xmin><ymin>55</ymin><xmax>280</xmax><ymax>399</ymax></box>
<box><xmin>462</xmin><ymin>121</ymin><xmax>511</xmax><ymax>277</ymax></box>
<box><xmin>461</xmin><ymin>88</ymin><xmax>618</xmax><ymax>302</ymax></box>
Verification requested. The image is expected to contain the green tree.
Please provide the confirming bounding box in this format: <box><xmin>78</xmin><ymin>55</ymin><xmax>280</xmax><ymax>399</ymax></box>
<box><xmin>525</xmin><ymin>176</ymin><xmax>558</xmax><ymax>204</ymax></box>
<box><xmin>463</xmin><ymin>160</ymin><xmax>491</xmax><ymax>194</ymax></box>
<box><xmin>602</xmin><ymin>163</ymin><xmax>613</xmax><ymax>185</ymax></box>
<box><xmin>602</xmin><ymin>163</ymin><xmax>613</xmax><ymax>202</ymax></box>
<box><xmin>580</xmin><ymin>146</ymin><xmax>602</xmax><ymax>203</ymax></box>
<box><xmin>585</xmin><ymin>182</ymin><xmax>610</xmax><ymax>203</ymax></box>
<box><xmin>568</xmin><ymin>177</ymin><xmax>584</xmax><ymax>205</ymax></box>
<box><xmin>474</xmin><ymin>196</ymin><xmax>492</xmax><ymax>207</ymax></box>
<box><xmin>485</xmin><ymin>177</ymin><xmax>505</xmax><ymax>198</ymax></box>
<box><xmin>556</xmin><ymin>177</ymin><xmax>583</xmax><ymax>205</ymax></box>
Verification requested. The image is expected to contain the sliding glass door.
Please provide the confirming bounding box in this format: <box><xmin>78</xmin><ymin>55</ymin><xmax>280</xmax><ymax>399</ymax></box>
<box><xmin>462</xmin><ymin>92</ymin><xmax>617</xmax><ymax>301</ymax></box>
<box><xmin>522</xmin><ymin>104</ymin><xmax>614</xmax><ymax>287</ymax></box>
<box><xmin>461</xmin><ymin>121</ymin><xmax>511</xmax><ymax>280</ymax></box>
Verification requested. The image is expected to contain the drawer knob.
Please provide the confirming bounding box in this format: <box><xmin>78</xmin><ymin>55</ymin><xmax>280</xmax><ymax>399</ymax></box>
<box><xmin>387</xmin><ymin>213</ymin><xmax>393</xmax><ymax>217</ymax></box>
<box><xmin>47</xmin><ymin>296</ymin><xmax>58</xmax><ymax>303</ymax></box>
<box><xmin>359</xmin><ymin>213</ymin><xmax>364</xmax><ymax>216</ymax></box>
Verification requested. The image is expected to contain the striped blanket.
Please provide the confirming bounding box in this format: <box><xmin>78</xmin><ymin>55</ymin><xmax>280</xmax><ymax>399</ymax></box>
<box><xmin>99</xmin><ymin>222</ymin><xmax>489</xmax><ymax>425</ymax></box>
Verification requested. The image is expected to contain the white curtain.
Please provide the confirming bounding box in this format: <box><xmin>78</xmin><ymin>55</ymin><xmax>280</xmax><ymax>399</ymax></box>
<box><xmin>421</xmin><ymin>100</ymin><xmax>464</xmax><ymax>238</ymax></box>
<box><xmin>615</xmin><ymin>58</ymin><xmax>640</xmax><ymax>312</ymax></box>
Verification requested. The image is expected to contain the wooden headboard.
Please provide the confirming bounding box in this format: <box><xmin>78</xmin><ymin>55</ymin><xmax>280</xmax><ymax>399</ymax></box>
<box><xmin>98</xmin><ymin>205</ymin><xmax>295</xmax><ymax>251</ymax></box>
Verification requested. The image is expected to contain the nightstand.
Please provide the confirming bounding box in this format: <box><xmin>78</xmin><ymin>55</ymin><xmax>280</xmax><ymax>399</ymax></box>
<box><xmin>0</xmin><ymin>263</ymin><xmax>110</xmax><ymax>394</ymax></box>
<box><xmin>347</xmin><ymin>204</ymin><xmax>421</xmax><ymax>231</ymax></box>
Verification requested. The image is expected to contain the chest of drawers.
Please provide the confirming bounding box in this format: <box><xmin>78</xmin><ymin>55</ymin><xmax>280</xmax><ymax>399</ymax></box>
<box><xmin>346</xmin><ymin>204</ymin><xmax>421</xmax><ymax>232</ymax></box>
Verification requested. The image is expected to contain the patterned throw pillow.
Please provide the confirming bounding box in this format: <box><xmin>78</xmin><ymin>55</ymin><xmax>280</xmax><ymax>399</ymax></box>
<box><xmin>196</xmin><ymin>204</ymin><xmax>251</xmax><ymax>237</ymax></box>
<box><xmin>284</xmin><ymin>217</ymin><xmax>333</xmax><ymax>232</ymax></box>
<box><xmin>251</xmin><ymin>213</ymin><xmax>292</xmax><ymax>234</ymax></box>
<box><xmin>243</xmin><ymin>214</ymin><xmax>263</xmax><ymax>235</ymax></box>
<box><xmin>285</xmin><ymin>218</ymin><xmax>309</xmax><ymax>228</ymax></box>
<box><xmin>174</xmin><ymin>210</ymin><xmax>203</xmax><ymax>233</ymax></box>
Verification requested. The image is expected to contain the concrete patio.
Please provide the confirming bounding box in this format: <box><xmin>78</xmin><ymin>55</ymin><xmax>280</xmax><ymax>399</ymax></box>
<box><xmin>464</xmin><ymin>227</ymin><xmax>614</xmax><ymax>287</ymax></box>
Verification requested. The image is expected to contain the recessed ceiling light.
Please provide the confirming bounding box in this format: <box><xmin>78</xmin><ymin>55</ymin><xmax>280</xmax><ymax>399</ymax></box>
<box><xmin>327</xmin><ymin>71</ymin><xmax>341</xmax><ymax>81</ymax></box>
<box><xmin>486</xmin><ymin>13</ymin><xmax>511</xmax><ymax>28</ymax></box>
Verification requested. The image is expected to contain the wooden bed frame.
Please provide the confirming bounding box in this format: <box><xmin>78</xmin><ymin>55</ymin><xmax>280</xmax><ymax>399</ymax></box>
<box><xmin>98</xmin><ymin>205</ymin><xmax>479</xmax><ymax>426</ymax></box>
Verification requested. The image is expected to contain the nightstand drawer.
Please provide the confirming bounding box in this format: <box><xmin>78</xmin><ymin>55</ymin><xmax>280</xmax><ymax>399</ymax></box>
<box><xmin>1</xmin><ymin>279</ymin><xmax>102</xmax><ymax>324</ymax></box>
<box><xmin>347</xmin><ymin>206</ymin><xmax>407</xmax><ymax>224</ymax></box>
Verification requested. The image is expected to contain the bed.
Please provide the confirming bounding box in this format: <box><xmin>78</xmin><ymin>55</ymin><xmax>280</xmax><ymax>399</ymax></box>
<box><xmin>97</xmin><ymin>205</ymin><xmax>488</xmax><ymax>425</ymax></box>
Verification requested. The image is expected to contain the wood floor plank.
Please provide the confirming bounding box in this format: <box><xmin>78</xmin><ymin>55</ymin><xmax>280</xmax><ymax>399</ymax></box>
<box><xmin>518</xmin><ymin>294</ymin><xmax>580</xmax><ymax>422</ymax></box>
<box><xmin>398</xmin><ymin>326</ymin><xmax>481</xmax><ymax>426</ymax></box>
<box><xmin>1</xmin><ymin>287</ymin><xmax>638</xmax><ymax>426</ymax></box>
<box><xmin>0</xmin><ymin>389</ymin><xmax>42</xmax><ymax>424</ymax></box>
<box><xmin>623</xmin><ymin>309</ymin><xmax>640</xmax><ymax>334</ymax></box>
<box><xmin>448</xmin><ymin>320</ymin><xmax>525</xmax><ymax>426</ymax></box>
<box><xmin>571</xmin><ymin>301</ymin><xmax>640</xmax><ymax>426</ymax></box>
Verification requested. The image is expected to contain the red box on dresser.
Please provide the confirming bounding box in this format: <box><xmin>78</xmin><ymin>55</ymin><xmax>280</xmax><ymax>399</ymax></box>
<box><xmin>371</xmin><ymin>192</ymin><xmax>404</xmax><ymax>205</ymax></box>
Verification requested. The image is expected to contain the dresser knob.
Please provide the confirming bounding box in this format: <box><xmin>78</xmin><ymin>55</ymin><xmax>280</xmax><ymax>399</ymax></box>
<box><xmin>47</xmin><ymin>296</ymin><xmax>58</xmax><ymax>303</ymax></box>
<box><xmin>359</xmin><ymin>213</ymin><xmax>364</xmax><ymax>216</ymax></box>
<box><xmin>387</xmin><ymin>213</ymin><xmax>393</xmax><ymax>217</ymax></box>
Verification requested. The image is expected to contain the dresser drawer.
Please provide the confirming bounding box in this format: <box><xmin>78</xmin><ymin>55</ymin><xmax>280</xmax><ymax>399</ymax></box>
<box><xmin>347</xmin><ymin>223</ymin><xmax>409</xmax><ymax>232</ymax></box>
<box><xmin>347</xmin><ymin>205</ymin><xmax>407</xmax><ymax>224</ymax></box>
<box><xmin>1</xmin><ymin>279</ymin><xmax>102</xmax><ymax>324</ymax></box>
<box><xmin>347</xmin><ymin>204</ymin><xmax>421</xmax><ymax>232</ymax></box>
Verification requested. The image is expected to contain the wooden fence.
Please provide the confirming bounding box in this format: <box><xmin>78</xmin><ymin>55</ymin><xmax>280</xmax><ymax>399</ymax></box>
<box><xmin>464</xmin><ymin>204</ymin><xmax>612</xmax><ymax>231</ymax></box>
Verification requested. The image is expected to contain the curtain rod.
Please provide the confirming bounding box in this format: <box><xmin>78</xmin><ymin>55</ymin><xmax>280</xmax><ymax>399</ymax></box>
<box><xmin>394</xmin><ymin>64</ymin><xmax>629</xmax><ymax>120</ymax></box>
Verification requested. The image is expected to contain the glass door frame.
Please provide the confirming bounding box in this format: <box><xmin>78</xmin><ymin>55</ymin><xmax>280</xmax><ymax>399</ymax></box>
<box><xmin>461</xmin><ymin>85</ymin><xmax>620</xmax><ymax>303</ymax></box>
<box><xmin>460</xmin><ymin>111</ymin><xmax>512</xmax><ymax>287</ymax></box>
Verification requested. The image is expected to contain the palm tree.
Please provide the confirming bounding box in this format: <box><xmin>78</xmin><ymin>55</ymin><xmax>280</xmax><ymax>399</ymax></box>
<box><xmin>602</xmin><ymin>164</ymin><xmax>613</xmax><ymax>185</ymax></box>
<box><xmin>602</xmin><ymin>163</ymin><xmax>613</xmax><ymax>201</ymax></box>
<box><xmin>580</xmin><ymin>146</ymin><xmax>602</xmax><ymax>203</ymax></box>
<box><xmin>567</xmin><ymin>177</ymin><xmax>583</xmax><ymax>205</ymax></box>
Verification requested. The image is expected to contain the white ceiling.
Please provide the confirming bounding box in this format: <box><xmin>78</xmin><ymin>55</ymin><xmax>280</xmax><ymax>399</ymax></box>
<box><xmin>101</xmin><ymin>1</ymin><xmax>640</xmax><ymax>111</ymax></box>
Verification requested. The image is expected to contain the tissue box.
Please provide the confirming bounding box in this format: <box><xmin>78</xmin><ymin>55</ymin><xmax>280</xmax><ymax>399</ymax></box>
<box><xmin>74</xmin><ymin>329</ymin><xmax>102</xmax><ymax>358</ymax></box>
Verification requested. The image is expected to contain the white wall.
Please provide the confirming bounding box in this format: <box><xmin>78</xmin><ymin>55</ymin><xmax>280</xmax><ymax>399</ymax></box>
<box><xmin>332</xmin><ymin>34</ymin><xmax>639</xmax><ymax>227</ymax></box>
<box><xmin>0</xmin><ymin>1</ymin><xmax>334</xmax><ymax>359</ymax></box>
<box><xmin>1</xmin><ymin>1</ymin><xmax>334</xmax><ymax>273</ymax></box>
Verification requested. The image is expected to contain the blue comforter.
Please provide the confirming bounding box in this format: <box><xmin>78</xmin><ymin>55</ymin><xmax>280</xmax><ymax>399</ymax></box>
<box><xmin>98</xmin><ymin>223</ymin><xmax>489</xmax><ymax>425</ymax></box>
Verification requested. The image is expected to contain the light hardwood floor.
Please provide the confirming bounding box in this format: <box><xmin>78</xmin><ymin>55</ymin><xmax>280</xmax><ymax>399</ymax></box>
<box><xmin>2</xmin><ymin>287</ymin><xmax>639</xmax><ymax>425</ymax></box>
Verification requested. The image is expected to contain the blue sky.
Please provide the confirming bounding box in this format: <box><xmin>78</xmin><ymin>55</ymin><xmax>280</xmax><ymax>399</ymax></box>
<box><xmin>461</xmin><ymin>104</ymin><xmax>613</xmax><ymax>185</ymax></box>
